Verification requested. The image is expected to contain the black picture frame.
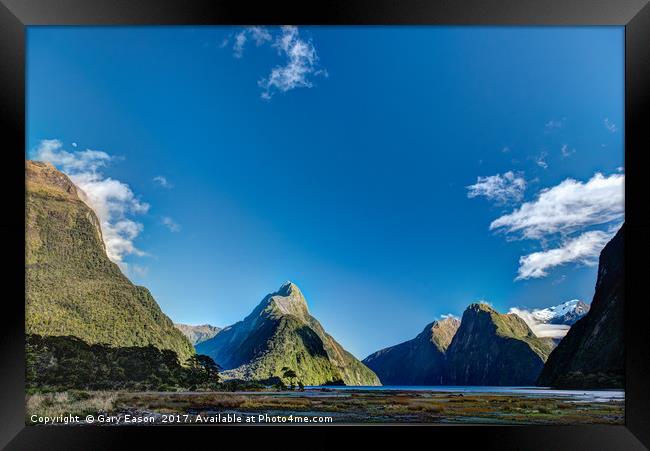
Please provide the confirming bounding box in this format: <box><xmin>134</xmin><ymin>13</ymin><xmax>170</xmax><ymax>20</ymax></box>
<box><xmin>1</xmin><ymin>1</ymin><xmax>649</xmax><ymax>449</ymax></box>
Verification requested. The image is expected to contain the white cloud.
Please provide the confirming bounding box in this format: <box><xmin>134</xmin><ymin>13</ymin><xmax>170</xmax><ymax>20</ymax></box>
<box><xmin>232</xmin><ymin>26</ymin><xmax>273</xmax><ymax>58</ymax></box>
<box><xmin>258</xmin><ymin>26</ymin><xmax>325</xmax><ymax>99</ymax></box>
<box><xmin>515</xmin><ymin>230</ymin><xmax>612</xmax><ymax>280</ymax></box>
<box><xmin>162</xmin><ymin>216</ymin><xmax>181</xmax><ymax>232</ymax></box>
<box><xmin>439</xmin><ymin>313</ymin><xmax>459</xmax><ymax>321</ymax></box>
<box><xmin>508</xmin><ymin>307</ymin><xmax>570</xmax><ymax>339</ymax></box>
<box><xmin>33</xmin><ymin>140</ymin><xmax>149</xmax><ymax>268</ymax></box>
<box><xmin>467</xmin><ymin>171</ymin><xmax>526</xmax><ymax>205</ymax></box>
<box><xmin>34</xmin><ymin>139</ymin><xmax>111</xmax><ymax>174</ymax></box>
<box><xmin>535</xmin><ymin>152</ymin><xmax>548</xmax><ymax>169</ymax></box>
<box><xmin>232</xmin><ymin>31</ymin><xmax>248</xmax><ymax>58</ymax></box>
<box><xmin>248</xmin><ymin>26</ymin><xmax>272</xmax><ymax>46</ymax></box>
<box><xmin>490</xmin><ymin>173</ymin><xmax>624</xmax><ymax>240</ymax></box>
<box><xmin>560</xmin><ymin>144</ymin><xmax>575</xmax><ymax>158</ymax></box>
<box><xmin>153</xmin><ymin>175</ymin><xmax>173</xmax><ymax>189</ymax></box>
<box><xmin>227</xmin><ymin>26</ymin><xmax>325</xmax><ymax>99</ymax></box>
<box><xmin>604</xmin><ymin>118</ymin><xmax>618</xmax><ymax>133</ymax></box>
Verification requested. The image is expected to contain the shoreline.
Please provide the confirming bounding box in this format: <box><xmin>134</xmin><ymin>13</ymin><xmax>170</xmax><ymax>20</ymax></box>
<box><xmin>25</xmin><ymin>388</ymin><xmax>625</xmax><ymax>426</ymax></box>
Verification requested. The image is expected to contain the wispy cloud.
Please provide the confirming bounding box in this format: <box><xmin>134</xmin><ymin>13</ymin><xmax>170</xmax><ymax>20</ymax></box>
<box><xmin>551</xmin><ymin>274</ymin><xmax>567</xmax><ymax>285</ymax></box>
<box><xmin>544</xmin><ymin>118</ymin><xmax>565</xmax><ymax>132</ymax></box>
<box><xmin>508</xmin><ymin>307</ymin><xmax>570</xmax><ymax>338</ymax></box>
<box><xmin>226</xmin><ymin>26</ymin><xmax>326</xmax><ymax>100</ymax></box>
<box><xmin>34</xmin><ymin>139</ymin><xmax>111</xmax><ymax>173</ymax></box>
<box><xmin>131</xmin><ymin>265</ymin><xmax>150</xmax><ymax>278</ymax></box>
<box><xmin>478</xmin><ymin>172</ymin><xmax>625</xmax><ymax>280</ymax></box>
<box><xmin>439</xmin><ymin>313</ymin><xmax>459</xmax><ymax>321</ymax></box>
<box><xmin>604</xmin><ymin>118</ymin><xmax>618</xmax><ymax>133</ymax></box>
<box><xmin>162</xmin><ymin>216</ymin><xmax>181</xmax><ymax>232</ymax></box>
<box><xmin>153</xmin><ymin>175</ymin><xmax>173</xmax><ymax>189</ymax></box>
<box><xmin>515</xmin><ymin>230</ymin><xmax>612</xmax><ymax>280</ymax></box>
<box><xmin>33</xmin><ymin>139</ymin><xmax>149</xmax><ymax>270</ymax></box>
<box><xmin>490</xmin><ymin>172</ymin><xmax>624</xmax><ymax>240</ymax></box>
<box><xmin>535</xmin><ymin>151</ymin><xmax>548</xmax><ymax>169</ymax></box>
<box><xmin>560</xmin><ymin>144</ymin><xmax>575</xmax><ymax>158</ymax></box>
<box><xmin>466</xmin><ymin>171</ymin><xmax>526</xmax><ymax>205</ymax></box>
<box><xmin>232</xmin><ymin>26</ymin><xmax>272</xmax><ymax>58</ymax></box>
<box><xmin>259</xmin><ymin>26</ymin><xmax>325</xmax><ymax>99</ymax></box>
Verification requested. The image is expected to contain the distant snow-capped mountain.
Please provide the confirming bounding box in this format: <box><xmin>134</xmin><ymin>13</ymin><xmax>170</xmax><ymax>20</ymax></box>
<box><xmin>508</xmin><ymin>299</ymin><xmax>590</xmax><ymax>340</ymax></box>
<box><xmin>531</xmin><ymin>299</ymin><xmax>590</xmax><ymax>326</ymax></box>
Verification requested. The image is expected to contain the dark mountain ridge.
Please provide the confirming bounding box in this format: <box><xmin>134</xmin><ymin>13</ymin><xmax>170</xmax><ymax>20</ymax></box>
<box><xmin>445</xmin><ymin>303</ymin><xmax>554</xmax><ymax>385</ymax></box>
<box><xmin>363</xmin><ymin>317</ymin><xmax>460</xmax><ymax>385</ymax></box>
<box><xmin>538</xmin><ymin>226</ymin><xmax>624</xmax><ymax>388</ymax></box>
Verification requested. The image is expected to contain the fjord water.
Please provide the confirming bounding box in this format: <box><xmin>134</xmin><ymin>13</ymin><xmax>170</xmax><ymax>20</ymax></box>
<box><xmin>305</xmin><ymin>386</ymin><xmax>624</xmax><ymax>403</ymax></box>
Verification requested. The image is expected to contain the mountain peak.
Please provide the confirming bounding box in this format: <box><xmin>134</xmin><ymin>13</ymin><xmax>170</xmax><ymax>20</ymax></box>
<box><xmin>447</xmin><ymin>304</ymin><xmax>554</xmax><ymax>385</ymax></box>
<box><xmin>276</xmin><ymin>281</ymin><xmax>301</xmax><ymax>297</ymax></box>
<box><xmin>196</xmin><ymin>282</ymin><xmax>380</xmax><ymax>386</ymax></box>
<box><xmin>428</xmin><ymin>316</ymin><xmax>461</xmax><ymax>351</ymax></box>
<box><xmin>467</xmin><ymin>302</ymin><xmax>496</xmax><ymax>314</ymax></box>
<box><xmin>529</xmin><ymin>299</ymin><xmax>590</xmax><ymax>326</ymax></box>
<box><xmin>246</xmin><ymin>281</ymin><xmax>310</xmax><ymax>323</ymax></box>
<box><xmin>26</xmin><ymin>160</ymin><xmax>80</xmax><ymax>199</ymax></box>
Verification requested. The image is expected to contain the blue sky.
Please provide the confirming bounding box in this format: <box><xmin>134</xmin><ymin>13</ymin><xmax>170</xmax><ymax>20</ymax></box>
<box><xmin>27</xmin><ymin>26</ymin><xmax>624</xmax><ymax>358</ymax></box>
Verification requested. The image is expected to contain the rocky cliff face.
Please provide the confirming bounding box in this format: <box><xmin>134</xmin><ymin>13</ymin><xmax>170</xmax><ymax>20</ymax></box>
<box><xmin>445</xmin><ymin>303</ymin><xmax>554</xmax><ymax>386</ymax></box>
<box><xmin>196</xmin><ymin>282</ymin><xmax>381</xmax><ymax>386</ymax></box>
<box><xmin>537</xmin><ymin>226</ymin><xmax>624</xmax><ymax>388</ymax></box>
<box><xmin>363</xmin><ymin>317</ymin><xmax>460</xmax><ymax>385</ymax></box>
<box><xmin>26</xmin><ymin>160</ymin><xmax>194</xmax><ymax>363</ymax></box>
<box><xmin>174</xmin><ymin>323</ymin><xmax>222</xmax><ymax>346</ymax></box>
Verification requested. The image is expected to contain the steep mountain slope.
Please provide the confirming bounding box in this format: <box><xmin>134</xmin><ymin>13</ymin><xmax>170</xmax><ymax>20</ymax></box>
<box><xmin>362</xmin><ymin>317</ymin><xmax>460</xmax><ymax>385</ymax></box>
<box><xmin>196</xmin><ymin>282</ymin><xmax>380</xmax><ymax>386</ymax></box>
<box><xmin>175</xmin><ymin>323</ymin><xmax>222</xmax><ymax>346</ymax></box>
<box><xmin>538</xmin><ymin>226</ymin><xmax>624</xmax><ymax>388</ymax></box>
<box><xmin>26</xmin><ymin>160</ymin><xmax>194</xmax><ymax>363</ymax></box>
<box><xmin>446</xmin><ymin>304</ymin><xmax>554</xmax><ymax>385</ymax></box>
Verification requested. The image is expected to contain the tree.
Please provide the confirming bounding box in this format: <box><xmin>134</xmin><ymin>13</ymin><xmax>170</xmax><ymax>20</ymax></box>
<box><xmin>281</xmin><ymin>366</ymin><xmax>298</xmax><ymax>389</ymax></box>
<box><xmin>185</xmin><ymin>354</ymin><xmax>222</xmax><ymax>388</ymax></box>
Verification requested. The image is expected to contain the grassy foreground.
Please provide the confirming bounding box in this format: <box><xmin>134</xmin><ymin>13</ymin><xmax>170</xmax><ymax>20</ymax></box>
<box><xmin>26</xmin><ymin>389</ymin><xmax>624</xmax><ymax>425</ymax></box>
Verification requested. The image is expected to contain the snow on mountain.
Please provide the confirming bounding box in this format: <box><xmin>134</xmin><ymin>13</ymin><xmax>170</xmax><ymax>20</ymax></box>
<box><xmin>509</xmin><ymin>300</ymin><xmax>590</xmax><ymax>339</ymax></box>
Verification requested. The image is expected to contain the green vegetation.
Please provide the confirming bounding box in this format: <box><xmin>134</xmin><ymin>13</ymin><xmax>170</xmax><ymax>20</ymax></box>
<box><xmin>26</xmin><ymin>334</ymin><xmax>220</xmax><ymax>392</ymax></box>
<box><xmin>445</xmin><ymin>304</ymin><xmax>554</xmax><ymax>386</ymax></box>
<box><xmin>25</xmin><ymin>161</ymin><xmax>194</xmax><ymax>363</ymax></box>
<box><xmin>26</xmin><ymin>391</ymin><xmax>119</xmax><ymax>421</ymax></box>
<box><xmin>197</xmin><ymin>282</ymin><xmax>380</xmax><ymax>386</ymax></box>
<box><xmin>26</xmin><ymin>389</ymin><xmax>624</xmax><ymax>425</ymax></box>
<box><xmin>281</xmin><ymin>366</ymin><xmax>299</xmax><ymax>389</ymax></box>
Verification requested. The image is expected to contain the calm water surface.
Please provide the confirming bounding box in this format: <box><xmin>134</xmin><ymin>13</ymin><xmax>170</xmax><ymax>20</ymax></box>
<box><xmin>304</xmin><ymin>386</ymin><xmax>624</xmax><ymax>403</ymax></box>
